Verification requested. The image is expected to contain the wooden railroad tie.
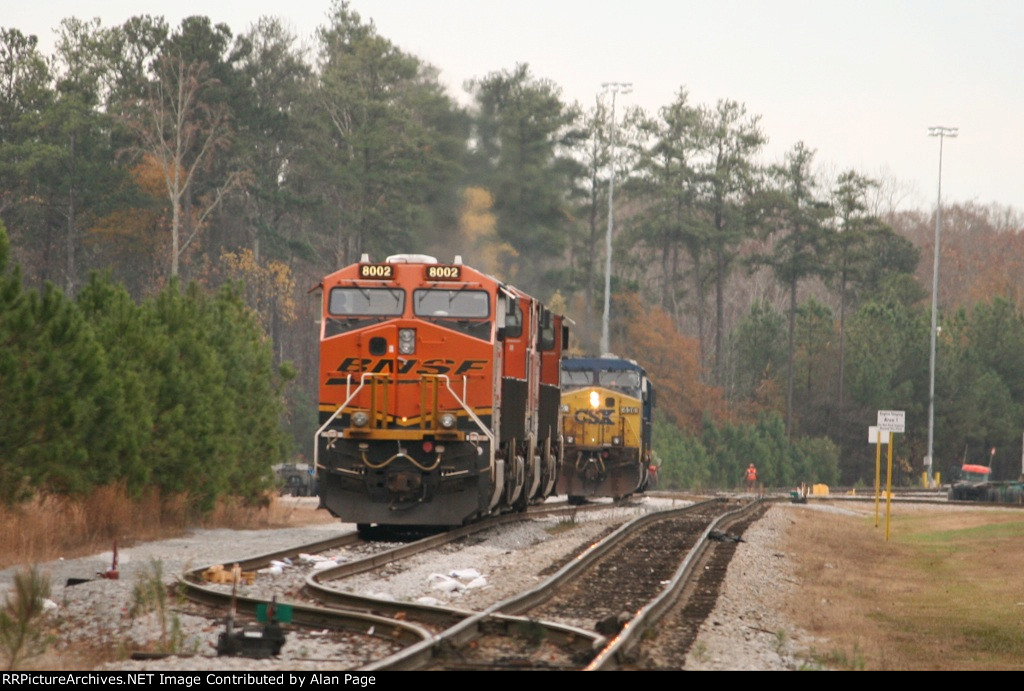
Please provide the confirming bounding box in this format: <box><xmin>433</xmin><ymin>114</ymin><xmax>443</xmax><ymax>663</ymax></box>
<box><xmin>202</xmin><ymin>563</ymin><xmax>255</xmax><ymax>585</ymax></box>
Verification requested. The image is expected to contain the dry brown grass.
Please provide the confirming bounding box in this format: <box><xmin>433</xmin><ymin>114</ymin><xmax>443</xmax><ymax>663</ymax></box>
<box><xmin>198</xmin><ymin>493</ymin><xmax>335</xmax><ymax>531</ymax></box>
<box><xmin>0</xmin><ymin>484</ymin><xmax>334</xmax><ymax>570</ymax></box>
<box><xmin>784</xmin><ymin>501</ymin><xmax>1024</xmax><ymax>670</ymax></box>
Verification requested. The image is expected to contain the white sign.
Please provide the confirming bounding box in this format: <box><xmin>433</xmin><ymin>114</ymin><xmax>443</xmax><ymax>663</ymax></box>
<box><xmin>868</xmin><ymin>426</ymin><xmax>890</xmax><ymax>444</ymax></box>
<box><xmin>877</xmin><ymin>410</ymin><xmax>905</xmax><ymax>433</ymax></box>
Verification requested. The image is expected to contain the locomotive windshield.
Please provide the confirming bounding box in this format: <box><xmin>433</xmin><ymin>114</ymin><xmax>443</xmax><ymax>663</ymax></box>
<box><xmin>413</xmin><ymin>289</ymin><xmax>491</xmax><ymax>340</ymax></box>
<box><xmin>329</xmin><ymin>287</ymin><xmax>405</xmax><ymax>316</ymax></box>
<box><xmin>561</xmin><ymin>369</ymin><xmax>593</xmax><ymax>387</ymax></box>
<box><xmin>598</xmin><ymin>369</ymin><xmax>642</xmax><ymax>395</ymax></box>
<box><xmin>561</xmin><ymin>361</ymin><xmax>643</xmax><ymax>395</ymax></box>
<box><xmin>414</xmin><ymin>289</ymin><xmax>489</xmax><ymax>318</ymax></box>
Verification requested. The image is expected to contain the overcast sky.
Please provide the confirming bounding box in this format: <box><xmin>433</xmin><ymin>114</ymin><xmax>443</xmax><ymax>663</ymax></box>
<box><xmin>9</xmin><ymin>0</ymin><xmax>1024</xmax><ymax>213</ymax></box>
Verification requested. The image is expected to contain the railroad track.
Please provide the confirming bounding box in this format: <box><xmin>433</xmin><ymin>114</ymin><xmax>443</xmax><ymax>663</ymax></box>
<box><xmin>363</xmin><ymin>498</ymin><xmax>764</xmax><ymax>670</ymax></box>
<box><xmin>175</xmin><ymin>499</ymin><xmax>636</xmax><ymax>667</ymax></box>
<box><xmin>595</xmin><ymin>501</ymin><xmax>769</xmax><ymax>669</ymax></box>
<box><xmin>173</xmin><ymin>494</ymin><xmax>768</xmax><ymax>670</ymax></box>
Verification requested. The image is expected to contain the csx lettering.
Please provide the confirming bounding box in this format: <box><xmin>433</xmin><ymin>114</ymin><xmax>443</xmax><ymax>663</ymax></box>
<box><xmin>333</xmin><ymin>357</ymin><xmax>486</xmax><ymax>376</ymax></box>
<box><xmin>574</xmin><ymin>409</ymin><xmax>614</xmax><ymax>425</ymax></box>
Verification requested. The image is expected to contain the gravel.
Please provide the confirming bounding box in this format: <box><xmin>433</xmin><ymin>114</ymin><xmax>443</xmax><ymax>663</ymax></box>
<box><xmin>682</xmin><ymin>501</ymin><xmax>841</xmax><ymax>670</ymax></box>
<box><xmin>0</xmin><ymin>496</ymin><xmax>827</xmax><ymax>671</ymax></box>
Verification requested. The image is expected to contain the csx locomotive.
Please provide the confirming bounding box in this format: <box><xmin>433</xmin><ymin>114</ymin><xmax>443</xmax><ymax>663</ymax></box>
<box><xmin>557</xmin><ymin>356</ymin><xmax>655</xmax><ymax>502</ymax></box>
<box><xmin>314</xmin><ymin>254</ymin><xmax>567</xmax><ymax>531</ymax></box>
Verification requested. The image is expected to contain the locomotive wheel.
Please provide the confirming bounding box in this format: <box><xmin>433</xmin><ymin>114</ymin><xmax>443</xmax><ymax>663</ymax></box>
<box><xmin>505</xmin><ymin>453</ymin><xmax>526</xmax><ymax>508</ymax></box>
<box><xmin>513</xmin><ymin>480</ymin><xmax>530</xmax><ymax>511</ymax></box>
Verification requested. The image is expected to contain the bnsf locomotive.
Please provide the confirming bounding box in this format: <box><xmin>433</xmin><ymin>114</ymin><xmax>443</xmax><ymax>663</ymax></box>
<box><xmin>558</xmin><ymin>356</ymin><xmax>655</xmax><ymax>503</ymax></box>
<box><xmin>314</xmin><ymin>254</ymin><xmax>567</xmax><ymax>531</ymax></box>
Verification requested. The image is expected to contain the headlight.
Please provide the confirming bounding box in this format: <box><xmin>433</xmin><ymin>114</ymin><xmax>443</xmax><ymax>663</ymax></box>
<box><xmin>589</xmin><ymin>390</ymin><xmax>600</xmax><ymax>409</ymax></box>
<box><xmin>398</xmin><ymin>328</ymin><xmax>416</xmax><ymax>354</ymax></box>
<box><xmin>565</xmin><ymin>435</ymin><xmax>575</xmax><ymax>445</ymax></box>
<box><xmin>351</xmin><ymin>411</ymin><xmax>369</xmax><ymax>428</ymax></box>
<box><xmin>439</xmin><ymin>413</ymin><xmax>456</xmax><ymax>429</ymax></box>
<box><xmin>612</xmin><ymin>436</ymin><xmax>622</xmax><ymax>446</ymax></box>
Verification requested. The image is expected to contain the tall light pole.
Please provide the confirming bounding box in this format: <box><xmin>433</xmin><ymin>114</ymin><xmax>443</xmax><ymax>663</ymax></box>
<box><xmin>600</xmin><ymin>82</ymin><xmax>631</xmax><ymax>355</ymax></box>
<box><xmin>926</xmin><ymin>125</ymin><xmax>957</xmax><ymax>487</ymax></box>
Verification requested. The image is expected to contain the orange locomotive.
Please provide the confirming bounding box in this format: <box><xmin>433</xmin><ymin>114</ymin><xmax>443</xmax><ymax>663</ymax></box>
<box><xmin>314</xmin><ymin>254</ymin><xmax>567</xmax><ymax>531</ymax></box>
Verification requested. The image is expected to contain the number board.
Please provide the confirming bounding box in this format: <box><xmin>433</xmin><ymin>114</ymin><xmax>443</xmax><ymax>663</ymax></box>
<box><xmin>425</xmin><ymin>265</ymin><xmax>462</xmax><ymax>280</ymax></box>
<box><xmin>877</xmin><ymin>410</ymin><xmax>905</xmax><ymax>433</ymax></box>
<box><xmin>358</xmin><ymin>264</ymin><xmax>394</xmax><ymax>279</ymax></box>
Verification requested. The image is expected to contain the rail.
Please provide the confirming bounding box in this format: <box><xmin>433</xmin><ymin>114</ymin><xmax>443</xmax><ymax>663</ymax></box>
<box><xmin>585</xmin><ymin>499</ymin><xmax>761</xmax><ymax>669</ymax></box>
<box><xmin>359</xmin><ymin>498</ymin><xmax>729</xmax><ymax>670</ymax></box>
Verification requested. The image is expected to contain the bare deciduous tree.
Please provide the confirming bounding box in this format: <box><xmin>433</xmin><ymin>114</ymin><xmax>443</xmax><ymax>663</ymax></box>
<box><xmin>119</xmin><ymin>53</ymin><xmax>240</xmax><ymax>277</ymax></box>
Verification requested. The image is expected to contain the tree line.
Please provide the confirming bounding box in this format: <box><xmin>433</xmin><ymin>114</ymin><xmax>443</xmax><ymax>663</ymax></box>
<box><xmin>0</xmin><ymin>223</ymin><xmax>291</xmax><ymax>508</ymax></box>
<box><xmin>3</xmin><ymin>1</ymin><xmax>1024</xmax><ymax>499</ymax></box>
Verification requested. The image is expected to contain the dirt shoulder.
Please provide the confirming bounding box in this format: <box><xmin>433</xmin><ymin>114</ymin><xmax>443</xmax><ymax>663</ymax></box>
<box><xmin>782</xmin><ymin>499</ymin><xmax>1024</xmax><ymax>670</ymax></box>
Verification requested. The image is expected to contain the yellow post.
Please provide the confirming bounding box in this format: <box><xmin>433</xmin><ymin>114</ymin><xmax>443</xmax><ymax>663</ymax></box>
<box><xmin>875</xmin><ymin>435</ymin><xmax>882</xmax><ymax>528</ymax></box>
<box><xmin>885</xmin><ymin>435</ymin><xmax>894</xmax><ymax>542</ymax></box>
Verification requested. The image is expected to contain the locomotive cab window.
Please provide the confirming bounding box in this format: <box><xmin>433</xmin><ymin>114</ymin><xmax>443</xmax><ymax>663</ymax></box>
<box><xmin>325</xmin><ymin>287</ymin><xmax>405</xmax><ymax>337</ymax></box>
<box><xmin>599</xmin><ymin>369</ymin><xmax>642</xmax><ymax>396</ymax></box>
<box><xmin>413</xmin><ymin>289</ymin><xmax>491</xmax><ymax>340</ymax></box>
<box><xmin>539</xmin><ymin>308</ymin><xmax>555</xmax><ymax>351</ymax></box>
<box><xmin>561</xmin><ymin>369</ymin><xmax>593</xmax><ymax>387</ymax></box>
<box><xmin>503</xmin><ymin>300</ymin><xmax>523</xmax><ymax>339</ymax></box>
<box><xmin>329</xmin><ymin>287</ymin><xmax>405</xmax><ymax>316</ymax></box>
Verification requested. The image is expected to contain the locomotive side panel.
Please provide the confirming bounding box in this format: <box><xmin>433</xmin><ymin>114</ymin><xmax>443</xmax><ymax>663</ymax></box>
<box><xmin>498</xmin><ymin>290</ymin><xmax>533</xmax><ymax>444</ymax></box>
<box><xmin>537</xmin><ymin>309</ymin><xmax>564</xmax><ymax>442</ymax></box>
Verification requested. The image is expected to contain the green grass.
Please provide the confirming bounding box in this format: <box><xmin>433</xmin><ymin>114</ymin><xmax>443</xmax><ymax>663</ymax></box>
<box><xmin>812</xmin><ymin>644</ymin><xmax>865</xmax><ymax>671</ymax></box>
<box><xmin>790</xmin><ymin>506</ymin><xmax>1024</xmax><ymax>670</ymax></box>
<box><xmin>907</xmin><ymin>520</ymin><xmax>1024</xmax><ymax>544</ymax></box>
<box><xmin>875</xmin><ymin>513</ymin><xmax>1024</xmax><ymax>669</ymax></box>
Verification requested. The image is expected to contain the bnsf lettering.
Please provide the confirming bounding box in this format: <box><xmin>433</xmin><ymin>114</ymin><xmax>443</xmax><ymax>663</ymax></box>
<box><xmin>426</xmin><ymin>265</ymin><xmax>461</xmax><ymax>280</ymax></box>
<box><xmin>359</xmin><ymin>264</ymin><xmax>393</xmax><ymax>278</ymax></box>
<box><xmin>418</xmin><ymin>359</ymin><xmax>455</xmax><ymax>374</ymax></box>
<box><xmin>332</xmin><ymin>357</ymin><xmax>487</xmax><ymax>377</ymax></box>
<box><xmin>455</xmin><ymin>360</ymin><xmax>486</xmax><ymax>374</ymax></box>
<box><xmin>337</xmin><ymin>357</ymin><xmax>372</xmax><ymax>373</ymax></box>
<box><xmin>372</xmin><ymin>359</ymin><xmax>416</xmax><ymax>374</ymax></box>
<box><xmin>574</xmin><ymin>409</ymin><xmax>614</xmax><ymax>425</ymax></box>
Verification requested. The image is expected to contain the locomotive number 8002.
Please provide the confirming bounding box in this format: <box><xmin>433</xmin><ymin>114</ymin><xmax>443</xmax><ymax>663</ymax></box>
<box><xmin>315</xmin><ymin>254</ymin><xmax>567</xmax><ymax>533</ymax></box>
